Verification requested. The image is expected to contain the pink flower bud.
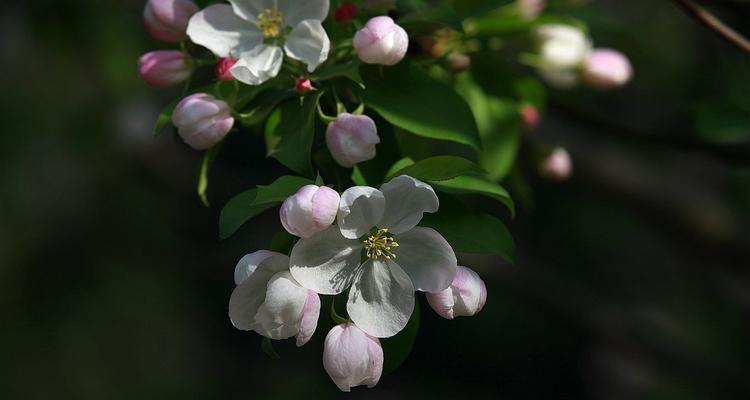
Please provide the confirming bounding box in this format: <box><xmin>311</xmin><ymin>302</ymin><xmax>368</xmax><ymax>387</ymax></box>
<box><xmin>335</xmin><ymin>2</ymin><xmax>358</xmax><ymax>23</ymax></box>
<box><xmin>519</xmin><ymin>103</ymin><xmax>540</xmax><ymax>131</ymax></box>
<box><xmin>216</xmin><ymin>58</ymin><xmax>237</xmax><ymax>81</ymax></box>
<box><xmin>295</xmin><ymin>78</ymin><xmax>316</xmax><ymax>94</ymax></box>
<box><xmin>143</xmin><ymin>0</ymin><xmax>198</xmax><ymax>43</ymax></box>
<box><xmin>582</xmin><ymin>48</ymin><xmax>633</xmax><ymax>90</ymax></box>
<box><xmin>446</xmin><ymin>53</ymin><xmax>471</xmax><ymax>74</ymax></box>
<box><xmin>426</xmin><ymin>266</ymin><xmax>487</xmax><ymax>319</ymax></box>
<box><xmin>138</xmin><ymin>50</ymin><xmax>191</xmax><ymax>86</ymax></box>
<box><xmin>171</xmin><ymin>93</ymin><xmax>234</xmax><ymax>150</ymax></box>
<box><xmin>323</xmin><ymin>323</ymin><xmax>384</xmax><ymax>392</ymax></box>
<box><xmin>326</xmin><ymin>113</ymin><xmax>380</xmax><ymax>168</ymax></box>
<box><xmin>517</xmin><ymin>0</ymin><xmax>546</xmax><ymax>20</ymax></box>
<box><xmin>353</xmin><ymin>16</ymin><xmax>409</xmax><ymax>66</ymax></box>
<box><xmin>540</xmin><ymin>147</ymin><xmax>572</xmax><ymax>181</ymax></box>
<box><xmin>280</xmin><ymin>185</ymin><xmax>340</xmax><ymax>238</ymax></box>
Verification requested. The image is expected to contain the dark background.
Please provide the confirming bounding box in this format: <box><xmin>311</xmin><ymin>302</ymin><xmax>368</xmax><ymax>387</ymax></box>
<box><xmin>2</xmin><ymin>0</ymin><xmax>749</xmax><ymax>398</ymax></box>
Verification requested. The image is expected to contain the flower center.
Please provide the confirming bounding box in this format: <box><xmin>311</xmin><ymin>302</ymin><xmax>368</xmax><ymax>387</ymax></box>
<box><xmin>256</xmin><ymin>8</ymin><xmax>284</xmax><ymax>39</ymax></box>
<box><xmin>363</xmin><ymin>228</ymin><xmax>399</xmax><ymax>260</ymax></box>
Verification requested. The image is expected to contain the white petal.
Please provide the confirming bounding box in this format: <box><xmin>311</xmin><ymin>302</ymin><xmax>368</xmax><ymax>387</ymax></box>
<box><xmin>395</xmin><ymin>227</ymin><xmax>457</xmax><ymax>292</ymax></box>
<box><xmin>278</xmin><ymin>0</ymin><xmax>330</xmax><ymax>27</ymax></box>
<box><xmin>234</xmin><ymin>250</ymin><xmax>285</xmax><ymax>285</ymax></box>
<box><xmin>228</xmin><ymin>253</ymin><xmax>290</xmax><ymax>330</ymax></box>
<box><xmin>295</xmin><ymin>290</ymin><xmax>321</xmax><ymax>346</ymax></box>
<box><xmin>284</xmin><ymin>20</ymin><xmax>330</xmax><ymax>72</ymax></box>
<box><xmin>186</xmin><ymin>4</ymin><xmax>262</xmax><ymax>58</ymax></box>
<box><xmin>379</xmin><ymin>175</ymin><xmax>439</xmax><ymax>234</ymax></box>
<box><xmin>347</xmin><ymin>259</ymin><xmax>415</xmax><ymax>338</ymax></box>
<box><xmin>289</xmin><ymin>226</ymin><xmax>363</xmax><ymax>295</ymax></box>
<box><xmin>252</xmin><ymin>271</ymin><xmax>309</xmax><ymax>340</ymax></box>
<box><xmin>231</xmin><ymin>44</ymin><xmax>283</xmax><ymax>85</ymax></box>
<box><xmin>228</xmin><ymin>0</ymin><xmax>268</xmax><ymax>23</ymax></box>
<box><xmin>337</xmin><ymin>186</ymin><xmax>385</xmax><ymax>239</ymax></box>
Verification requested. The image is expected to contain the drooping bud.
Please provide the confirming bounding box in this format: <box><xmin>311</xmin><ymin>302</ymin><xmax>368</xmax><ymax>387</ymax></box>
<box><xmin>426</xmin><ymin>266</ymin><xmax>487</xmax><ymax>320</ymax></box>
<box><xmin>326</xmin><ymin>113</ymin><xmax>380</xmax><ymax>168</ymax></box>
<box><xmin>445</xmin><ymin>53</ymin><xmax>471</xmax><ymax>74</ymax></box>
<box><xmin>296</xmin><ymin>78</ymin><xmax>316</xmax><ymax>94</ymax></box>
<box><xmin>335</xmin><ymin>2</ymin><xmax>358</xmax><ymax>23</ymax></box>
<box><xmin>519</xmin><ymin>103</ymin><xmax>540</xmax><ymax>131</ymax></box>
<box><xmin>280</xmin><ymin>185</ymin><xmax>341</xmax><ymax>238</ymax></box>
<box><xmin>171</xmin><ymin>93</ymin><xmax>234</xmax><ymax>150</ymax></box>
<box><xmin>138</xmin><ymin>50</ymin><xmax>191</xmax><ymax>86</ymax></box>
<box><xmin>540</xmin><ymin>147</ymin><xmax>572</xmax><ymax>181</ymax></box>
<box><xmin>516</xmin><ymin>0</ymin><xmax>546</xmax><ymax>20</ymax></box>
<box><xmin>582</xmin><ymin>48</ymin><xmax>633</xmax><ymax>90</ymax></box>
<box><xmin>323</xmin><ymin>323</ymin><xmax>384</xmax><ymax>392</ymax></box>
<box><xmin>353</xmin><ymin>16</ymin><xmax>409</xmax><ymax>66</ymax></box>
<box><xmin>215</xmin><ymin>58</ymin><xmax>237</xmax><ymax>81</ymax></box>
<box><xmin>143</xmin><ymin>0</ymin><xmax>198</xmax><ymax>43</ymax></box>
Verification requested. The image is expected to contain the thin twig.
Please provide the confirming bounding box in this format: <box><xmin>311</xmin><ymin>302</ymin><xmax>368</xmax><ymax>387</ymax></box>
<box><xmin>673</xmin><ymin>0</ymin><xmax>750</xmax><ymax>53</ymax></box>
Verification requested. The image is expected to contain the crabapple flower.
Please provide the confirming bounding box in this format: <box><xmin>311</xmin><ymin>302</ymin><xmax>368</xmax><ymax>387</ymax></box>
<box><xmin>326</xmin><ymin>113</ymin><xmax>380</xmax><ymax>168</ymax></box>
<box><xmin>280</xmin><ymin>185</ymin><xmax>340</xmax><ymax>238</ymax></box>
<box><xmin>540</xmin><ymin>147</ymin><xmax>572</xmax><ymax>181</ymax></box>
<box><xmin>290</xmin><ymin>175</ymin><xmax>457</xmax><ymax>337</ymax></box>
<box><xmin>186</xmin><ymin>0</ymin><xmax>331</xmax><ymax>85</ymax></box>
<box><xmin>296</xmin><ymin>78</ymin><xmax>316</xmax><ymax>94</ymax></box>
<box><xmin>323</xmin><ymin>323</ymin><xmax>383</xmax><ymax>392</ymax></box>
<box><xmin>138</xmin><ymin>50</ymin><xmax>191</xmax><ymax>86</ymax></box>
<box><xmin>426</xmin><ymin>266</ymin><xmax>487</xmax><ymax>319</ymax></box>
<box><xmin>516</xmin><ymin>0</ymin><xmax>545</xmax><ymax>20</ymax></box>
<box><xmin>143</xmin><ymin>0</ymin><xmax>199</xmax><ymax>43</ymax></box>
<box><xmin>229</xmin><ymin>250</ymin><xmax>321</xmax><ymax>346</ymax></box>
<box><xmin>534</xmin><ymin>24</ymin><xmax>591</xmax><ymax>88</ymax></box>
<box><xmin>334</xmin><ymin>2</ymin><xmax>358</xmax><ymax>23</ymax></box>
<box><xmin>353</xmin><ymin>16</ymin><xmax>409</xmax><ymax>66</ymax></box>
<box><xmin>171</xmin><ymin>93</ymin><xmax>234</xmax><ymax>150</ymax></box>
<box><xmin>582</xmin><ymin>48</ymin><xmax>633</xmax><ymax>90</ymax></box>
<box><xmin>216</xmin><ymin>57</ymin><xmax>237</xmax><ymax>81</ymax></box>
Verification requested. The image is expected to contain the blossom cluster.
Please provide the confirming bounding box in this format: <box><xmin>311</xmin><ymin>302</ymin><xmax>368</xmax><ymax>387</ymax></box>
<box><xmin>138</xmin><ymin>0</ymin><xmax>635</xmax><ymax>391</ymax></box>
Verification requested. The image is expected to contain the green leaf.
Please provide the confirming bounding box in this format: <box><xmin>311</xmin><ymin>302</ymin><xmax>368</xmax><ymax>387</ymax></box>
<box><xmin>312</xmin><ymin>61</ymin><xmax>363</xmax><ymax>84</ymax></box>
<box><xmin>386</xmin><ymin>156</ymin><xmax>484</xmax><ymax>182</ymax></box>
<box><xmin>421</xmin><ymin>208</ymin><xmax>515</xmax><ymax>262</ymax></box>
<box><xmin>385</xmin><ymin>157</ymin><xmax>416</xmax><ymax>180</ymax></box>
<box><xmin>695</xmin><ymin>104</ymin><xmax>750</xmax><ymax>144</ymax></box>
<box><xmin>197</xmin><ymin>144</ymin><xmax>222</xmax><ymax>207</ymax></box>
<box><xmin>260</xmin><ymin>337</ymin><xmax>280</xmax><ymax>360</ymax></box>
<box><xmin>265</xmin><ymin>91</ymin><xmax>325</xmax><ymax>176</ymax></box>
<box><xmin>362</xmin><ymin>63</ymin><xmax>481</xmax><ymax>150</ymax></box>
<box><xmin>399</xmin><ymin>6</ymin><xmax>464</xmax><ymax>33</ymax></box>
<box><xmin>269</xmin><ymin>230</ymin><xmax>295</xmax><ymax>254</ymax></box>
<box><xmin>237</xmin><ymin>89</ymin><xmax>295</xmax><ymax>127</ymax></box>
<box><xmin>219</xmin><ymin>175</ymin><xmax>314</xmax><ymax>239</ymax></box>
<box><xmin>381</xmin><ymin>300</ymin><xmax>420</xmax><ymax>374</ymax></box>
<box><xmin>430</xmin><ymin>175</ymin><xmax>515</xmax><ymax>216</ymax></box>
<box><xmin>153</xmin><ymin>99</ymin><xmax>177</xmax><ymax>137</ymax></box>
<box><xmin>456</xmin><ymin>73</ymin><xmax>522</xmax><ymax>181</ymax></box>
<box><xmin>351</xmin><ymin>165</ymin><xmax>368</xmax><ymax>186</ymax></box>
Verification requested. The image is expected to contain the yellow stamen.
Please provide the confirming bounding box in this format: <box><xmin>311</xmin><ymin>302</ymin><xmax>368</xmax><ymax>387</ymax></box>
<box><xmin>256</xmin><ymin>8</ymin><xmax>283</xmax><ymax>39</ymax></box>
<box><xmin>363</xmin><ymin>228</ymin><xmax>399</xmax><ymax>260</ymax></box>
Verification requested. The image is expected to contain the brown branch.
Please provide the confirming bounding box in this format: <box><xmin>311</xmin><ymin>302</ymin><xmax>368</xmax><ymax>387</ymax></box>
<box><xmin>673</xmin><ymin>0</ymin><xmax>750</xmax><ymax>53</ymax></box>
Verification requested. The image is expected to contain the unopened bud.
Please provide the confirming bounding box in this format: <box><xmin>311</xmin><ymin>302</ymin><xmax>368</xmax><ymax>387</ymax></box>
<box><xmin>215</xmin><ymin>58</ymin><xmax>237</xmax><ymax>81</ymax></box>
<box><xmin>582</xmin><ymin>48</ymin><xmax>633</xmax><ymax>90</ymax></box>
<box><xmin>540</xmin><ymin>147</ymin><xmax>572</xmax><ymax>181</ymax></box>
<box><xmin>171</xmin><ymin>93</ymin><xmax>234</xmax><ymax>150</ymax></box>
<box><xmin>295</xmin><ymin>78</ymin><xmax>316</xmax><ymax>94</ymax></box>
<box><xmin>446</xmin><ymin>53</ymin><xmax>471</xmax><ymax>74</ymax></box>
<box><xmin>280</xmin><ymin>185</ymin><xmax>341</xmax><ymax>238</ymax></box>
<box><xmin>143</xmin><ymin>0</ymin><xmax>198</xmax><ymax>43</ymax></box>
<box><xmin>335</xmin><ymin>2</ymin><xmax>358</xmax><ymax>23</ymax></box>
<box><xmin>138</xmin><ymin>50</ymin><xmax>191</xmax><ymax>86</ymax></box>
<box><xmin>353</xmin><ymin>16</ymin><xmax>409</xmax><ymax>66</ymax></box>
<box><xmin>426</xmin><ymin>266</ymin><xmax>487</xmax><ymax>319</ymax></box>
<box><xmin>326</xmin><ymin>113</ymin><xmax>380</xmax><ymax>168</ymax></box>
<box><xmin>519</xmin><ymin>103</ymin><xmax>540</xmax><ymax>131</ymax></box>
